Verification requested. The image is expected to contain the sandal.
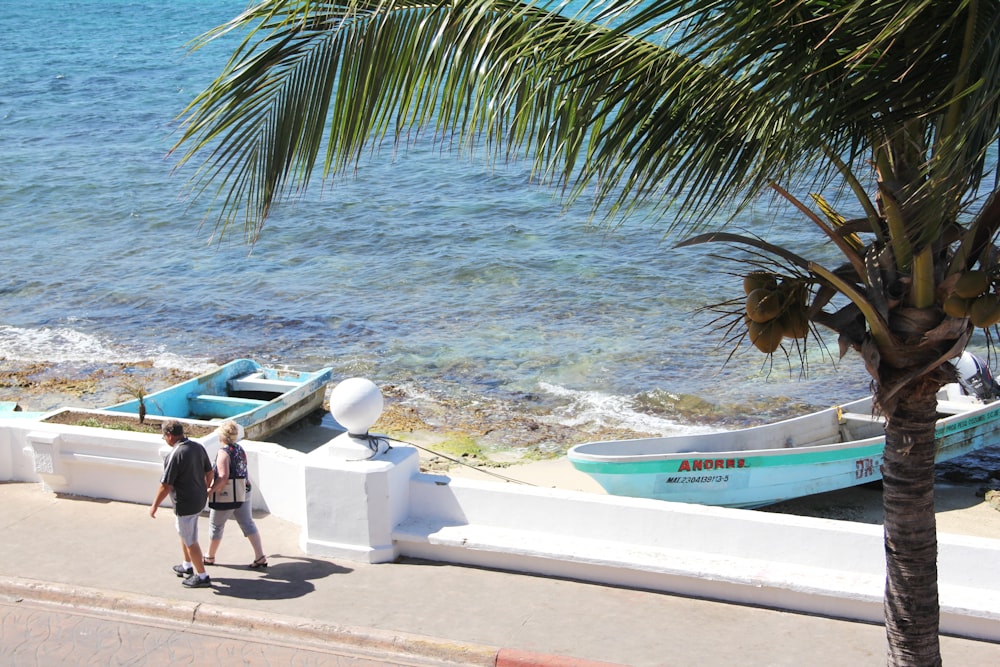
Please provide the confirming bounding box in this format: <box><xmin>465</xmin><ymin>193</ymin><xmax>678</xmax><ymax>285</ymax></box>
<box><xmin>203</xmin><ymin>556</ymin><xmax>216</xmax><ymax>566</ymax></box>
<box><xmin>249</xmin><ymin>556</ymin><xmax>268</xmax><ymax>569</ymax></box>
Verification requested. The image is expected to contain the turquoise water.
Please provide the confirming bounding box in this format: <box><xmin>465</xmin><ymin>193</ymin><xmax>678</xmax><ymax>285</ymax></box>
<box><xmin>3</xmin><ymin>1</ymin><xmax>991</xmax><ymax>445</ymax></box>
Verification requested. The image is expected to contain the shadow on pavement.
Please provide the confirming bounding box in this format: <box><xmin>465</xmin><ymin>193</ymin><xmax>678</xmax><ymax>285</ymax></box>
<box><xmin>208</xmin><ymin>556</ymin><xmax>352</xmax><ymax>601</ymax></box>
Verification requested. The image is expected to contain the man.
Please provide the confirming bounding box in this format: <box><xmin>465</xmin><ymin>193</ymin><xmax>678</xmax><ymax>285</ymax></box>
<box><xmin>150</xmin><ymin>420</ymin><xmax>214</xmax><ymax>588</ymax></box>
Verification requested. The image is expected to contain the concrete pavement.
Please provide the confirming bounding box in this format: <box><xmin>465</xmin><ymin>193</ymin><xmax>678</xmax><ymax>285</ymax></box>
<box><xmin>0</xmin><ymin>482</ymin><xmax>997</xmax><ymax>666</ymax></box>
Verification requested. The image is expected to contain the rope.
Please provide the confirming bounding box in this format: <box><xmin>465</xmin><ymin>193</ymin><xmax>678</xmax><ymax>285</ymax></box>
<box><xmin>350</xmin><ymin>433</ymin><xmax>388</xmax><ymax>454</ymax></box>
<box><xmin>385</xmin><ymin>436</ymin><xmax>537</xmax><ymax>486</ymax></box>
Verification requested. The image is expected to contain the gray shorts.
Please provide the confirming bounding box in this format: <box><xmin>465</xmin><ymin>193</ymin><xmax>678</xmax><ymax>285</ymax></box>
<box><xmin>175</xmin><ymin>513</ymin><xmax>200</xmax><ymax>547</ymax></box>
<box><xmin>209</xmin><ymin>492</ymin><xmax>258</xmax><ymax>541</ymax></box>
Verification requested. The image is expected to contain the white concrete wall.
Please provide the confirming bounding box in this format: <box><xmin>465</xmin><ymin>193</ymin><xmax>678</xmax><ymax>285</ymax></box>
<box><xmin>401</xmin><ymin>472</ymin><xmax>885</xmax><ymax>573</ymax></box>
<box><xmin>0</xmin><ymin>417</ymin><xmax>304</xmax><ymax>520</ymax></box>
<box><xmin>0</xmin><ymin>417</ymin><xmax>40</xmax><ymax>483</ymax></box>
<box><xmin>299</xmin><ymin>443</ymin><xmax>419</xmax><ymax>562</ymax></box>
<box><xmin>0</xmin><ymin>417</ymin><xmax>311</xmax><ymax>522</ymax></box>
<box><xmin>1</xmin><ymin>419</ymin><xmax>997</xmax><ymax>642</ymax></box>
<box><xmin>0</xmin><ymin>418</ymin><xmax>194</xmax><ymax>503</ymax></box>
<box><xmin>393</xmin><ymin>472</ymin><xmax>1000</xmax><ymax>642</ymax></box>
<box><xmin>242</xmin><ymin>440</ymin><xmax>305</xmax><ymax>520</ymax></box>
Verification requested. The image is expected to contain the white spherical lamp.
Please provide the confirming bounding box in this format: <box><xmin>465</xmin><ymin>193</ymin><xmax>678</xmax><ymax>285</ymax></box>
<box><xmin>329</xmin><ymin>377</ymin><xmax>384</xmax><ymax>436</ymax></box>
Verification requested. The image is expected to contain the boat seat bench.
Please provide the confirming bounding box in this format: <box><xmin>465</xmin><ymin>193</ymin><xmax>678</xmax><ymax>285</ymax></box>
<box><xmin>839</xmin><ymin>412</ymin><xmax>883</xmax><ymax>424</ymax></box>
<box><xmin>228</xmin><ymin>372</ymin><xmax>300</xmax><ymax>394</ymax></box>
<box><xmin>187</xmin><ymin>394</ymin><xmax>267</xmax><ymax>419</ymax></box>
<box><xmin>934</xmin><ymin>399</ymin><xmax>984</xmax><ymax>416</ymax></box>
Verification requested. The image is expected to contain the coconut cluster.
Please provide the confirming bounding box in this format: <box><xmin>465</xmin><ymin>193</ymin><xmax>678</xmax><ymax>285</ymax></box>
<box><xmin>743</xmin><ymin>272</ymin><xmax>810</xmax><ymax>353</ymax></box>
<box><xmin>943</xmin><ymin>270</ymin><xmax>1000</xmax><ymax>328</ymax></box>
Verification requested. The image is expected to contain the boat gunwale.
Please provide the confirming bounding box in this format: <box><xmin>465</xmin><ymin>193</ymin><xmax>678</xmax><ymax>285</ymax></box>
<box><xmin>567</xmin><ymin>394</ymin><xmax>1000</xmax><ymax>465</ymax></box>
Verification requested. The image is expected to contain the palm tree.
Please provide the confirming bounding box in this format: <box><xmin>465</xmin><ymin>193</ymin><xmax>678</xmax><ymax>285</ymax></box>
<box><xmin>173</xmin><ymin>1</ymin><xmax>1000</xmax><ymax>664</ymax></box>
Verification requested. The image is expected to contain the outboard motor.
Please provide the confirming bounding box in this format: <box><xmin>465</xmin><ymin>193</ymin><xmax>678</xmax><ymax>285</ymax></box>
<box><xmin>952</xmin><ymin>352</ymin><xmax>1000</xmax><ymax>401</ymax></box>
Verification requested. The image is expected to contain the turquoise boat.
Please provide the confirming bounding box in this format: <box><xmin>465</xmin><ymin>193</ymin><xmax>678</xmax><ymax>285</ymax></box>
<box><xmin>103</xmin><ymin>359</ymin><xmax>333</xmax><ymax>441</ymax></box>
<box><xmin>567</xmin><ymin>387</ymin><xmax>1000</xmax><ymax>508</ymax></box>
<box><xmin>0</xmin><ymin>402</ymin><xmax>45</xmax><ymax>419</ymax></box>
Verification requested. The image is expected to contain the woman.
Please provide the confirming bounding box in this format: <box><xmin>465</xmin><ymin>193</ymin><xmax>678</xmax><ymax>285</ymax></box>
<box><xmin>205</xmin><ymin>420</ymin><xmax>267</xmax><ymax>569</ymax></box>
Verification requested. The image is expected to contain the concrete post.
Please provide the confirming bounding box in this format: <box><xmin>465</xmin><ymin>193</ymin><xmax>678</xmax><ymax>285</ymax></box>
<box><xmin>301</xmin><ymin>435</ymin><xmax>419</xmax><ymax>562</ymax></box>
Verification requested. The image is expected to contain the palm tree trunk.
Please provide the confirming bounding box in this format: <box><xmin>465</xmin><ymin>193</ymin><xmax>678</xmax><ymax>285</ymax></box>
<box><xmin>882</xmin><ymin>383</ymin><xmax>941</xmax><ymax>667</ymax></box>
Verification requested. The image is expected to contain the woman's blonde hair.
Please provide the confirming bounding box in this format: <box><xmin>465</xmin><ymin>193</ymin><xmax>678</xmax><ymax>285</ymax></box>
<box><xmin>216</xmin><ymin>420</ymin><xmax>241</xmax><ymax>445</ymax></box>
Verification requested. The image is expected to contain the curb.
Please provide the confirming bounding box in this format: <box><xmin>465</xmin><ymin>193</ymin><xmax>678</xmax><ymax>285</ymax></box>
<box><xmin>0</xmin><ymin>577</ymin><xmax>628</xmax><ymax>666</ymax></box>
<box><xmin>496</xmin><ymin>649</ymin><xmax>627</xmax><ymax>667</ymax></box>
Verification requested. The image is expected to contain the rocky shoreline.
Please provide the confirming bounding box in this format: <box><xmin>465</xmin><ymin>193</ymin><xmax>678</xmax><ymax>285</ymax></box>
<box><xmin>7</xmin><ymin>359</ymin><xmax>1000</xmax><ymax>485</ymax></box>
<box><xmin>0</xmin><ymin>359</ymin><xmax>660</xmax><ymax>465</ymax></box>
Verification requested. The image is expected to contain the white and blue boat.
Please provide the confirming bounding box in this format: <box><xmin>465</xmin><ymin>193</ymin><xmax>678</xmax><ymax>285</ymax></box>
<box><xmin>0</xmin><ymin>402</ymin><xmax>43</xmax><ymax>419</ymax></box>
<box><xmin>568</xmin><ymin>385</ymin><xmax>1000</xmax><ymax>508</ymax></box>
<box><xmin>103</xmin><ymin>358</ymin><xmax>333</xmax><ymax>441</ymax></box>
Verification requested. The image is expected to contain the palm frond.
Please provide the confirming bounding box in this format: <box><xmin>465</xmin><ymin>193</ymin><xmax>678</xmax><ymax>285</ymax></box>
<box><xmin>175</xmin><ymin>0</ymin><xmax>1000</xmax><ymax>269</ymax></box>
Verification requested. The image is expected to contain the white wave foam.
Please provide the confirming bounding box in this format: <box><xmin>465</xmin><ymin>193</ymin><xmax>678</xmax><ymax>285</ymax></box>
<box><xmin>537</xmin><ymin>382</ymin><xmax>719</xmax><ymax>436</ymax></box>
<box><xmin>0</xmin><ymin>325</ymin><xmax>121</xmax><ymax>362</ymax></box>
<box><xmin>0</xmin><ymin>325</ymin><xmax>213</xmax><ymax>373</ymax></box>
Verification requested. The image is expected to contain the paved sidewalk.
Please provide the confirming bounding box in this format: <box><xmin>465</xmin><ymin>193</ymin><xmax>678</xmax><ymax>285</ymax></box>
<box><xmin>1</xmin><ymin>482</ymin><xmax>998</xmax><ymax>666</ymax></box>
<box><xmin>0</xmin><ymin>596</ymin><xmax>428</xmax><ymax>667</ymax></box>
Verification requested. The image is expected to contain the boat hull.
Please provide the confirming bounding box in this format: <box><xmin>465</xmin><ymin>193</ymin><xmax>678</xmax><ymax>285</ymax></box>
<box><xmin>103</xmin><ymin>359</ymin><xmax>333</xmax><ymax>441</ymax></box>
<box><xmin>568</xmin><ymin>394</ymin><xmax>1000</xmax><ymax>508</ymax></box>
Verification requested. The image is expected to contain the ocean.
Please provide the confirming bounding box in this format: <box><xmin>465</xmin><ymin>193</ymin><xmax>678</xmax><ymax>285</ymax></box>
<box><xmin>1</xmin><ymin>1</ymin><xmax>997</xmax><ymax>477</ymax></box>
